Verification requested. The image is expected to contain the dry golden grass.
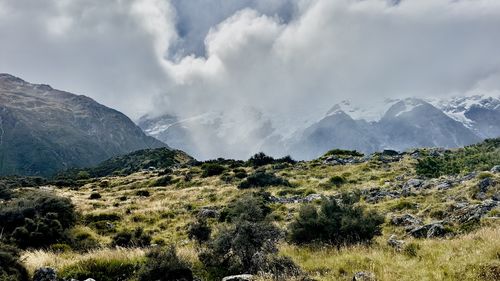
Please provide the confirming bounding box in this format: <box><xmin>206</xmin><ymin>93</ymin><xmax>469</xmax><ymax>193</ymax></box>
<box><xmin>21</xmin><ymin>247</ymin><xmax>146</xmax><ymax>275</ymax></box>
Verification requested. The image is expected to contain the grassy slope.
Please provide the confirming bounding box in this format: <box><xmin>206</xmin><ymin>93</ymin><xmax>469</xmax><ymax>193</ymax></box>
<box><xmin>20</xmin><ymin>150</ymin><xmax>499</xmax><ymax>280</ymax></box>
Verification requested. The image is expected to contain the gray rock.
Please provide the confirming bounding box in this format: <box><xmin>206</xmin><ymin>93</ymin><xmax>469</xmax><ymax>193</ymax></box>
<box><xmin>387</xmin><ymin>234</ymin><xmax>404</xmax><ymax>251</ymax></box>
<box><xmin>451</xmin><ymin>200</ymin><xmax>498</xmax><ymax>223</ymax></box>
<box><xmin>391</xmin><ymin>214</ymin><xmax>422</xmax><ymax>226</ymax></box>
<box><xmin>303</xmin><ymin>193</ymin><xmax>322</xmax><ymax>202</ymax></box>
<box><xmin>84</xmin><ymin>279</ymin><xmax>96</xmax><ymax>281</ymax></box>
<box><xmin>408</xmin><ymin>222</ymin><xmax>446</xmax><ymax>238</ymax></box>
<box><xmin>478</xmin><ymin>178</ymin><xmax>495</xmax><ymax>193</ymax></box>
<box><xmin>198</xmin><ymin>208</ymin><xmax>219</xmax><ymax>218</ymax></box>
<box><xmin>352</xmin><ymin>271</ymin><xmax>376</xmax><ymax>281</ymax></box>
<box><xmin>222</xmin><ymin>274</ymin><xmax>254</xmax><ymax>281</ymax></box>
<box><xmin>405</xmin><ymin>179</ymin><xmax>424</xmax><ymax>188</ymax></box>
<box><xmin>33</xmin><ymin>267</ymin><xmax>57</xmax><ymax>281</ymax></box>
<box><xmin>436</xmin><ymin>181</ymin><xmax>453</xmax><ymax>190</ymax></box>
<box><xmin>491</xmin><ymin>165</ymin><xmax>500</xmax><ymax>173</ymax></box>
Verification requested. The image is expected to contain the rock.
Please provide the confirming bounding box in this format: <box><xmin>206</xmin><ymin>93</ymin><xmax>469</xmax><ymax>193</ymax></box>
<box><xmin>391</xmin><ymin>214</ymin><xmax>422</xmax><ymax>226</ymax></box>
<box><xmin>84</xmin><ymin>279</ymin><xmax>96</xmax><ymax>281</ymax></box>
<box><xmin>493</xmin><ymin>192</ymin><xmax>500</xmax><ymax>201</ymax></box>
<box><xmin>352</xmin><ymin>271</ymin><xmax>376</xmax><ymax>281</ymax></box>
<box><xmin>478</xmin><ymin>178</ymin><xmax>495</xmax><ymax>193</ymax></box>
<box><xmin>491</xmin><ymin>165</ymin><xmax>500</xmax><ymax>173</ymax></box>
<box><xmin>461</xmin><ymin>172</ymin><xmax>477</xmax><ymax>181</ymax></box>
<box><xmin>474</xmin><ymin>192</ymin><xmax>488</xmax><ymax>201</ymax></box>
<box><xmin>436</xmin><ymin>181</ymin><xmax>453</xmax><ymax>190</ymax></box>
<box><xmin>198</xmin><ymin>208</ymin><xmax>218</xmax><ymax>218</ymax></box>
<box><xmin>387</xmin><ymin>234</ymin><xmax>404</xmax><ymax>251</ymax></box>
<box><xmin>33</xmin><ymin>267</ymin><xmax>57</xmax><ymax>281</ymax></box>
<box><xmin>363</xmin><ymin>187</ymin><xmax>401</xmax><ymax>203</ymax></box>
<box><xmin>451</xmin><ymin>200</ymin><xmax>498</xmax><ymax>223</ymax></box>
<box><xmin>222</xmin><ymin>274</ymin><xmax>254</xmax><ymax>281</ymax></box>
<box><xmin>408</xmin><ymin>222</ymin><xmax>446</xmax><ymax>238</ymax></box>
<box><xmin>405</xmin><ymin>179</ymin><xmax>424</xmax><ymax>188</ymax></box>
<box><xmin>303</xmin><ymin>193</ymin><xmax>322</xmax><ymax>202</ymax></box>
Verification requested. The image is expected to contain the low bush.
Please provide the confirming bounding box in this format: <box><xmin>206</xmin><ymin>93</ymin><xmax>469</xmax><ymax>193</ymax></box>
<box><xmin>187</xmin><ymin>219</ymin><xmax>211</xmax><ymax>244</ymax></box>
<box><xmin>329</xmin><ymin>176</ymin><xmax>346</xmax><ymax>187</ymax></box>
<box><xmin>89</xmin><ymin>192</ymin><xmax>102</xmax><ymax>200</ymax></box>
<box><xmin>0</xmin><ymin>191</ymin><xmax>76</xmax><ymax>248</ymax></box>
<box><xmin>151</xmin><ymin>175</ymin><xmax>172</xmax><ymax>187</ymax></box>
<box><xmin>238</xmin><ymin>172</ymin><xmax>290</xmax><ymax>189</ymax></box>
<box><xmin>247</xmin><ymin>152</ymin><xmax>275</xmax><ymax>167</ymax></box>
<box><xmin>111</xmin><ymin>227</ymin><xmax>151</xmax><ymax>247</ymax></box>
<box><xmin>0</xmin><ymin>243</ymin><xmax>29</xmax><ymax>281</ymax></box>
<box><xmin>201</xmin><ymin>163</ymin><xmax>226</xmax><ymax>177</ymax></box>
<box><xmin>138</xmin><ymin>246</ymin><xmax>193</xmax><ymax>281</ymax></box>
<box><xmin>136</xmin><ymin>190</ymin><xmax>150</xmax><ymax>197</ymax></box>
<box><xmin>219</xmin><ymin>193</ymin><xmax>272</xmax><ymax>223</ymax></box>
<box><xmin>288</xmin><ymin>197</ymin><xmax>384</xmax><ymax>245</ymax></box>
<box><xmin>199</xmin><ymin>220</ymin><xmax>282</xmax><ymax>278</ymax></box>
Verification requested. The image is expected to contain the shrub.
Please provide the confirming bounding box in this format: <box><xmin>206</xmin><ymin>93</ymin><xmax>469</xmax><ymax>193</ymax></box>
<box><xmin>329</xmin><ymin>176</ymin><xmax>346</xmax><ymax>187</ymax></box>
<box><xmin>219</xmin><ymin>193</ymin><xmax>272</xmax><ymax>223</ymax></box>
<box><xmin>0</xmin><ymin>191</ymin><xmax>76</xmax><ymax>248</ymax></box>
<box><xmin>89</xmin><ymin>192</ymin><xmax>102</xmax><ymax>200</ymax></box>
<box><xmin>136</xmin><ymin>190</ymin><xmax>150</xmax><ymax>197</ymax></box>
<box><xmin>151</xmin><ymin>175</ymin><xmax>172</xmax><ymax>187</ymax></box>
<box><xmin>238</xmin><ymin>172</ymin><xmax>290</xmax><ymax>189</ymax></box>
<box><xmin>247</xmin><ymin>152</ymin><xmax>275</xmax><ymax>167</ymax></box>
<box><xmin>199</xmin><ymin>220</ymin><xmax>282</xmax><ymax>277</ymax></box>
<box><xmin>201</xmin><ymin>163</ymin><xmax>226</xmax><ymax>177</ymax></box>
<box><xmin>233</xmin><ymin>168</ymin><xmax>247</xmax><ymax>179</ymax></box>
<box><xmin>288</xmin><ymin>197</ymin><xmax>384</xmax><ymax>245</ymax></box>
<box><xmin>187</xmin><ymin>219</ymin><xmax>211</xmax><ymax>244</ymax></box>
<box><xmin>0</xmin><ymin>184</ymin><xmax>12</xmax><ymax>200</ymax></box>
<box><xmin>403</xmin><ymin>242</ymin><xmax>420</xmax><ymax>257</ymax></box>
<box><xmin>0</xmin><ymin>243</ymin><xmax>29</xmax><ymax>281</ymax></box>
<box><xmin>67</xmin><ymin>227</ymin><xmax>100</xmax><ymax>251</ymax></box>
<box><xmin>111</xmin><ymin>227</ymin><xmax>151</xmax><ymax>247</ymax></box>
<box><xmin>324</xmin><ymin>149</ymin><xmax>363</xmax><ymax>157</ymax></box>
<box><xmin>138</xmin><ymin>246</ymin><xmax>193</xmax><ymax>281</ymax></box>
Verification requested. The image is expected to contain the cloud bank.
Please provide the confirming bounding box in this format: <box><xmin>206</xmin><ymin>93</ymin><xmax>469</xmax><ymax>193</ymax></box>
<box><xmin>1</xmin><ymin>0</ymin><xmax>500</xmax><ymax>157</ymax></box>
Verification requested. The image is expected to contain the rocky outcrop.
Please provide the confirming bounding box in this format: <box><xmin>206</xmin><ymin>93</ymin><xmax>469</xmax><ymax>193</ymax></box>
<box><xmin>407</xmin><ymin>222</ymin><xmax>447</xmax><ymax>238</ymax></box>
<box><xmin>352</xmin><ymin>271</ymin><xmax>376</xmax><ymax>281</ymax></box>
<box><xmin>222</xmin><ymin>274</ymin><xmax>254</xmax><ymax>281</ymax></box>
<box><xmin>391</xmin><ymin>214</ymin><xmax>422</xmax><ymax>226</ymax></box>
<box><xmin>33</xmin><ymin>267</ymin><xmax>57</xmax><ymax>281</ymax></box>
<box><xmin>387</xmin><ymin>234</ymin><xmax>405</xmax><ymax>251</ymax></box>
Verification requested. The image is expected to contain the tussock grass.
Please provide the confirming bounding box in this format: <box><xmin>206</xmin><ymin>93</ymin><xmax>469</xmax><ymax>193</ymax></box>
<box><xmin>280</xmin><ymin>227</ymin><xmax>500</xmax><ymax>281</ymax></box>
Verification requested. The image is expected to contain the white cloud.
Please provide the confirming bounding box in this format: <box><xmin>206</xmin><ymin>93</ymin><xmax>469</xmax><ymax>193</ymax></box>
<box><xmin>1</xmin><ymin>0</ymin><xmax>500</xmax><ymax>157</ymax></box>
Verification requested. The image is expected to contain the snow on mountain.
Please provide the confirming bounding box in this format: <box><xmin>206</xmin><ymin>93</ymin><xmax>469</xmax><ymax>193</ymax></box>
<box><xmin>325</xmin><ymin>99</ymin><xmax>400</xmax><ymax>122</ymax></box>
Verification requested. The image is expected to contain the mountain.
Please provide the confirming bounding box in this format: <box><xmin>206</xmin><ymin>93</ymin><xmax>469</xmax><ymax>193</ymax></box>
<box><xmin>428</xmin><ymin>95</ymin><xmax>500</xmax><ymax>139</ymax></box>
<box><xmin>139</xmin><ymin>95</ymin><xmax>500</xmax><ymax>160</ymax></box>
<box><xmin>0</xmin><ymin>73</ymin><xmax>166</xmax><ymax>176</ymax></box>
<box><xmin>287</xmin><ymin>97</ymin><xmax>487</xmax><ymax>159</ymax></box>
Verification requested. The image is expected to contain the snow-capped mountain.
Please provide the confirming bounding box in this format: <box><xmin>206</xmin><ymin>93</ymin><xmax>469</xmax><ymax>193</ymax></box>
<box><xmin>139</xmin><ymin>95</ymin><xmax>500</xmax><ymax>160</ymax></box>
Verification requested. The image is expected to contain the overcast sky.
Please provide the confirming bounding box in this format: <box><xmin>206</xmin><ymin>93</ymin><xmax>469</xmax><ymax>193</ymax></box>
<box><xmin>1</xmin><ymin>0</ymin><xmax>500</xmax><ymax>123</ymax></box>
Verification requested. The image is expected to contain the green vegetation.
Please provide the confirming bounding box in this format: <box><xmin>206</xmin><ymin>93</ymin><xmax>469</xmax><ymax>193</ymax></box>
<box><xmin>288</xmin><ymin>197</ymin><xmax>384</xmax><ymax>245</ymax></box>
<box><xmin>323</xmin><ymin>149</ymin><xmax>364</xmax><ymax>157</ymax></box>
<box><xmin>6</xmin><ymin>138</ymin><xmax>500</xmax><ymax>281</ymax></box>
<box><xmin>238</xmin><ymin>171</ymin><xmax>290</xmax><ymax>189</ymax></box>
<box><xmin>416</xmin><ymin>138</ymin><xmax>500</xmax><ymax>178</ymax></box>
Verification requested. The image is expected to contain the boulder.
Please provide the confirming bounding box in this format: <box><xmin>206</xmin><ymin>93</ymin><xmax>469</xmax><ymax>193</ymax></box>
<box><xmin>491</xmin><ymin>165</ymin><xmax>500</xmax><ymax>173</ymax></box>
<box><xmin>451</xmin><ymin>200</ymin><xmax>498</xmax><ymax>223</ymax></box>
<box><xmin>478</xmin><ymin>178</ymin><xmax>495</xmax><ymax>193</ymax></box>
<box><xmin>33</xmin><ymin>267</ymin><xmax>57</xmax><ymax>281</ymax></box>
<box><xmin>352</xmin><ymin>271</ymin><xmax>376</xmax><ymax>281</ymax></box>
<box><xmin>408</xmin><ymin>222</ymin><xmax>446</xmax><ymax>238</ymax></box>
<box><xmin>387</xmin><ymin>234</ymin><xmax>404</xmax><ymax>251</ymax></box>
<box><xmin>405</xmin><ymin>179</ymin><xmax>424</xmax><ymax>189</ymax></box>
<box><xmin>222</xmin><ymin>274</ymin><xmax>254</xmax><ymax>281</ymax></box>
<box><xmin>391</xmin><ymin>214</ymin><xmax>422</xmax><ymax>226</ymax></box>
<box><xmin>84</xmin><ymin>279</ymin><xmax>96</xmax><ymax>281</ymax></box>
<box><xmin>198</xmin><ymin>208</ymin><xmax>218</xmax><ymax>218</ymax></box>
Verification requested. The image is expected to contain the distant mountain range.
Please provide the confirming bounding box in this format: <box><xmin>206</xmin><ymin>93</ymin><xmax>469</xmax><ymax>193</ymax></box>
<box><xmin>140</xmin><ymin>95</ymin><xmax>500</xmax><ymax>160</ymax></box>
<box><xmin>0</xmin><ymin>74</ymin><xmax>166</xmax><ymax>176</ymax></box>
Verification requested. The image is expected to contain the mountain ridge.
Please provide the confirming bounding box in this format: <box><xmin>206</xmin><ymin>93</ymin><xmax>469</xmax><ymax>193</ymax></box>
<box><xmin>0</xmin><ymin>73</ymin><xmax>167</xmax><ymax>176</ymax></box>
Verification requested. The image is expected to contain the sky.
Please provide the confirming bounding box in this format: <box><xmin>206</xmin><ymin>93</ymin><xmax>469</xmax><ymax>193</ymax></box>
<box><xmin>1</xmin><ymin>0</ymin><xmax>500</xmax><ymax>140</ymax></box>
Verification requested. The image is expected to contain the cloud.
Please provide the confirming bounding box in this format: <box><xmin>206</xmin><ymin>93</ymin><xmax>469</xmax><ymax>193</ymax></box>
<box><xmin>1</xmin><ymin>0</ymin><xmax>500</xmax><ymax>158</ymax></box>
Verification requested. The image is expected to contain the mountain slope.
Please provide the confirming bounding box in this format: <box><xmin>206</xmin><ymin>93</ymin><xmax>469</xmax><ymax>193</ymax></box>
<box><xmin>0</xmin><ymin>73</ymin><xmax>166</xmax><ymax>176</ymax></box>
